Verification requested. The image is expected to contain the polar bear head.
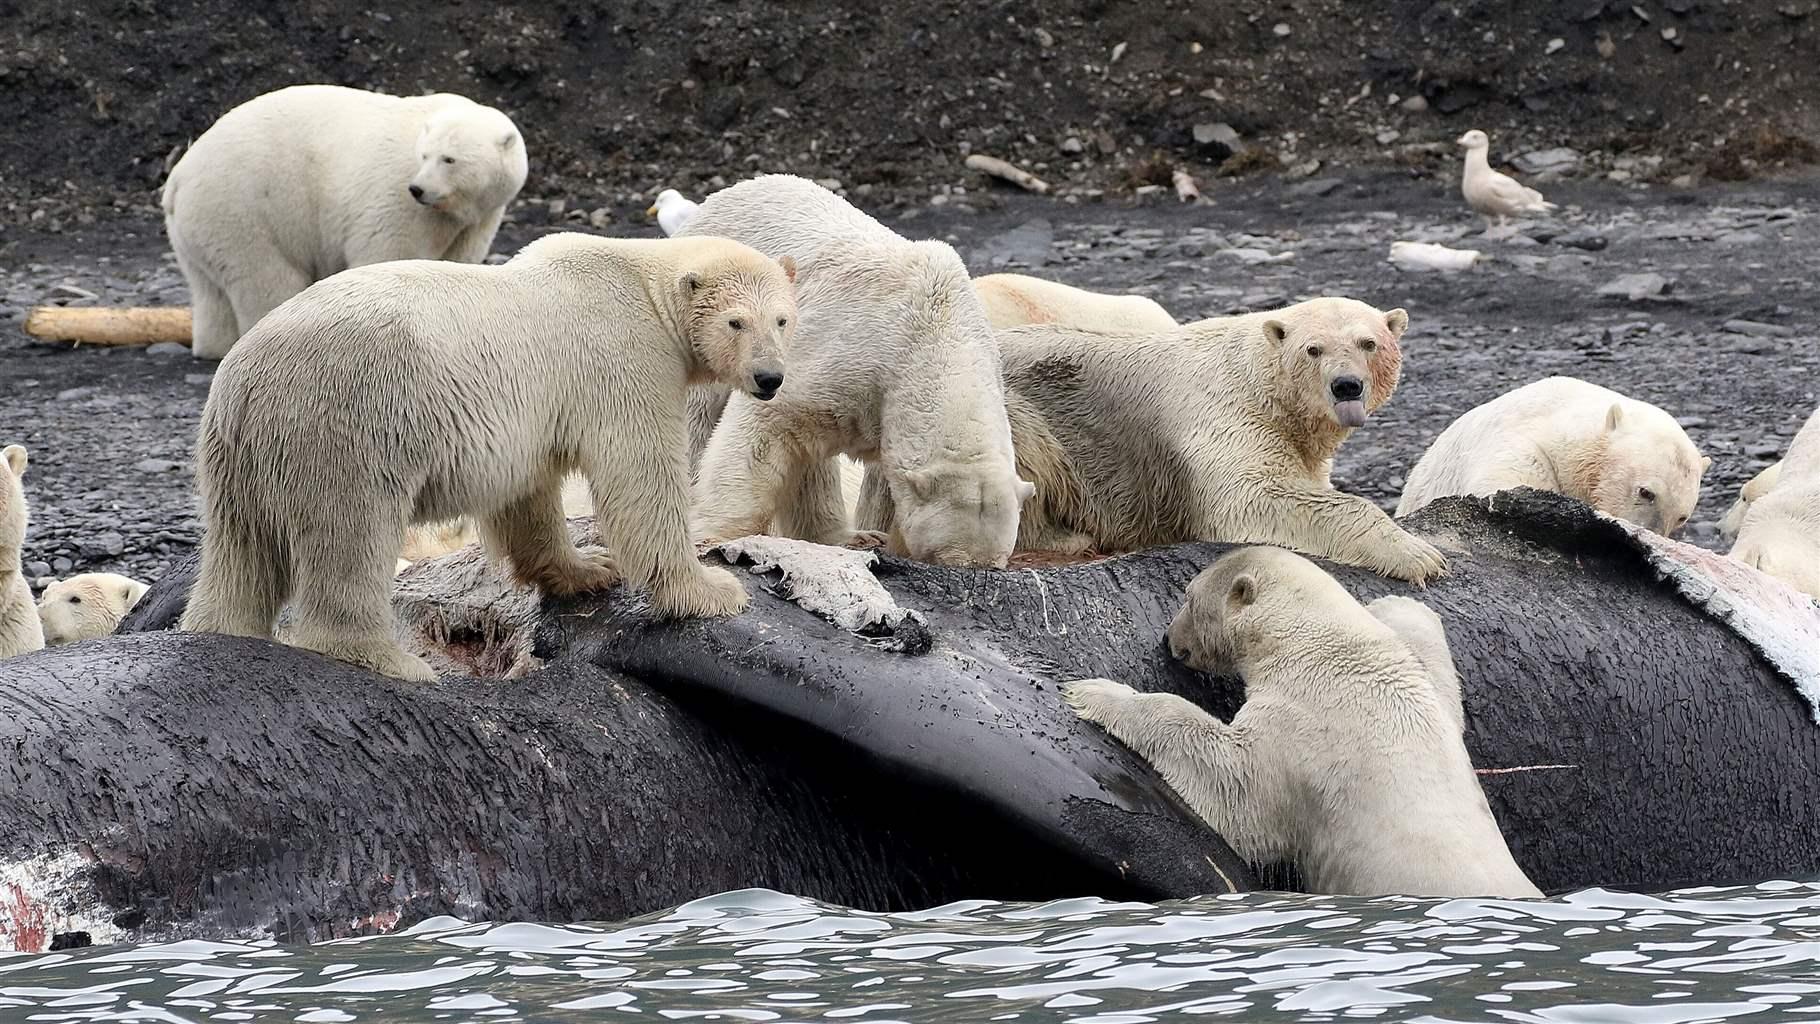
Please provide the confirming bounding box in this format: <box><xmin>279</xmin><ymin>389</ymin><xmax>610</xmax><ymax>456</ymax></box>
<box><xmin>681</xmin><ymin>244</ymin><xmax>798</xmax><ymax>401</ymax></box>
<box><xmin>1591</xmin><ymin>403</ymin><xmax>1709</xmax><ymax>536</ymax></box>
<box><xmin>37</xmin><ymin>572</ymin><xmax>150</xmax><ymax>646</ymax></box>
<box><xmin>409</xmin><ymin>101</ymin><xmax>529</xmax><ymax>225</ymax></box>
<box><xmin>891</xmin><ymin>461</ymin><xmax>1035</xmax><ymax>569</ymax></box>
<box><xmin>1166</xmin><ymin>545</ymin><xmax>1349</xmax><ymax>672</ymax></box>
<box><xmin>0</xmin><ymin>444</ymin><xmax>27</xmax><ymax>562</ymax></box>
<box><xmin>1263</xmin><ymin>299</ymin><xmax>1408</xmax><ymax>432</ymax></box>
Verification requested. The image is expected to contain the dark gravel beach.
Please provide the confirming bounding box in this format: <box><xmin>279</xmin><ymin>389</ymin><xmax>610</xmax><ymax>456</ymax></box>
<box><xmin>4</xmin><ymin>169</ymin><xmax>1817</xmax><ymax>590</ymax></box>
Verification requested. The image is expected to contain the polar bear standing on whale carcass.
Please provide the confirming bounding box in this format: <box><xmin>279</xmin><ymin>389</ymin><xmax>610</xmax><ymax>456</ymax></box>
<box><xmin>1066</xmin><ymin>545</ymin><xmax>1540</xmax><ymax>898</ymax></box>
<box><xmin>163</xmin><ymin>84</ymin><xmax>528</xmax><ymax>359</ymax></box>
<box><xmin>679</xmin><ymin>175</ymin><xmax>1034</xmax><ymax>568</ymax></box>
<box><xmin>181</xmin><ymin>233</ymin><xmax>797</xmax><ymax>682</ymax></box>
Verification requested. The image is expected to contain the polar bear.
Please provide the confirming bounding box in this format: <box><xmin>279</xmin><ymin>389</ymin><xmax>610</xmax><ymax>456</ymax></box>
<box><xmin>164</xmin><ymin>84</ymin><xmax>528</xmax><ymax>359</ymax></box>
<box><xmin>181</xmin><ymin>233</ymin><xmax>797</xmax><ymax>681</ymax></box>
<box><xmin>37</xmin><ymin>572</ymin><xmax>151</xmax><ymax>645</ymax></box>
<box><xmin>0</xmin><ymin>445</ymin><xmax>44</xmax><ymax>659</ymax></box>
<box><xmin>678</xmin><ymin>175</ymin><xmax>1033</xmax><ymax>567</ymax></box>
<box><xmin>1065</xmin><ymin>546</ymin><xmax>1540</xmax><ymax>898</ymax></box>
<box><xmin>860</xmin><ymin>298</ymin><xmax>1443</xmax><ymax>582</ymax></box>
<box><xmin>972</xmin><ymin>274</ymin><xmax>1177</xmax><ymax>332</ymax></box>
<box><xmin>1731</xmin><ymin>406</ymin><xmax>1820</xmax><ymax>599</ymax></box>
<box><xmin>1396</xmin><ymin>376</ymin><xmax>1709</xmax><ymax>536</ymax></box>
<box><xmin>1719</xmin><ymin>461</ymin><xmax>1783</xmax><ymax>545</ymax></box>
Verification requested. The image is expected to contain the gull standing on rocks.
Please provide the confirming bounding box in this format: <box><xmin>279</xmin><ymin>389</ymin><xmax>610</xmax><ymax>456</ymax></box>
<box><xmin>1457</xmin><ymin>129</ymin><xmax>1557</xmax><ymax>232</ymax></box>
<box><xmin>647</xmin><ymin>188</ymin><xmax>700</xmax><ymax>236</ymax></box>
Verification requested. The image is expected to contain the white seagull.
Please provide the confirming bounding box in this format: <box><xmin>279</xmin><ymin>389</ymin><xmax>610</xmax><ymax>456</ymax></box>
<box><xmin>1457</xmin><ymin>129</ymin><xmax>1557</xmax><ymax>230</ymax></box>
<box><xmin>646</xmin><ymin>188</ymin><xmax>700</xmax><ymax>236</ymax></box>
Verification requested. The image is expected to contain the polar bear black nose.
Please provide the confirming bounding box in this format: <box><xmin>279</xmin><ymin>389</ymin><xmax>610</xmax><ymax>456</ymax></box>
<box><xmin>408</xmin><ymin>184</ymin><xmax>425</xmax><ymax>201</ymax></box>
<box><xmin>1330</xmin><ymin>376</ymin><xmax>1364</xmax><ymax>401</ymax></box>
<box><xmin>752</xmin><ymin>371</ymin><xmax>784</xmax><ymax>399</ymax></box>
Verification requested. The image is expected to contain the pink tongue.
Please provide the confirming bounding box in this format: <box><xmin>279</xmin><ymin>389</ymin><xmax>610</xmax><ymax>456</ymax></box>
<box><xmin>1335</xmin><ymin>400</ymin><xmax>1368</xmax><ymax>427</ymax></box>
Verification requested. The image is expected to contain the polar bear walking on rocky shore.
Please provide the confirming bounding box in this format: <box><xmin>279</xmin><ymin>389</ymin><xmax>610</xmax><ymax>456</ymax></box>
<box><xmin>680</xmin><ymin>175</ymin><xmax>1033</xmax><ymax>567</ymax></box>
<box><xmin>163</xmin><ymin>84</ymin><xmax>528</xmax><ymax>359</ymax></box>
<box><xmin>1396</xmin><ymin>376</ymin><xmax>1708</xmax><ymax>536</ymax></box>
<box><xmin>182</xmin><ymin>233</ymin><xmax>796</xmax><ymax>681</ymax></box>
<box><xmin>1730</xmin><ymin>404</ymin><xmax>1820</xmax><ymax>599</ymax></box>
<box><xmin>1066</xmin><ymin>546</ymin><xmax>1540</xmax><ymax>898</ymax></box>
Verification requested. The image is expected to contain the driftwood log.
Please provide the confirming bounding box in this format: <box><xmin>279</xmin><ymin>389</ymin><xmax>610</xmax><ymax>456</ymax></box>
<box><xmin>3</xmin><ymin>490</ymin><xmax>1817</xmax><ymax>950</ymax></box>
<box><xmin>22</xmin><ymin>306</ymin><xmax>192</xmax><ymax>346</ymax></box>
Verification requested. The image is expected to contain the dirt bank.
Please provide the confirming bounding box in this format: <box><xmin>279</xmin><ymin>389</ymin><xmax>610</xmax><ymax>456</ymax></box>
<box><xmin>3</xmin><ymin>0</ymin><xmax>1817</xmax><ymax>231</ymax></box>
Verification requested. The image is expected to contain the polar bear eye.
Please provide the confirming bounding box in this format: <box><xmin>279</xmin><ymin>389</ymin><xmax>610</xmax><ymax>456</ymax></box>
<box><xmin>777</xmin><ymin>317</ymin><xmax>788</xmax><ymax>328</ymax></box>
<box><xmin>729</xmin><ymin>318</ymin><xmax>745</xmax><ymax>330</ymax></box>
<box><xmin>68</xmin><ymin>595</ymin><xmax>81</xmax><ymax>605</ymax></box>
<box><xmin>1305</xmin><ymin>345</ymin><xmax>1322</xmax><ymax>358</ymax></box>
<box><xmin>1638</xmin><ymin>487</ymin><xmax>1656</xmax><ymax>502</ymax></box>
<box><xmin>1359</xmin><ymin>338</ymin><xmax>1377</xmax><ymax>352</ymax></box>
<box><xmin>441</xmin><ymin>155</ymin><xmax>456</xmax><ymax>165</ymax></box>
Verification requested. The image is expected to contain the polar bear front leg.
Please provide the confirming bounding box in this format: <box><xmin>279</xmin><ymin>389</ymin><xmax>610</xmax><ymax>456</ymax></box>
<box><xmin>479</xmin><ymin>479</ymin><xmax>619</xmax><ymax>597</ymax></box>
<box><xmin>774</xmin><ymin>457</ymin><xmax>862</xmax><ymax>547</ymax></box>
<box><xmin>585</xmin><ymin>401</ymin><xmax>748</xmax><ymax>619</ymax></box>
<box><xmin>1062</xmin><ymin>679</ymin><xmax>1281</xmax><ymax>865</ymax></box>
<box><xmin>1246</xmin><ymin>482</ymin><xmax>1448</xmax><ymax>584</ymax></box>
<box><xmin>691</xmin><ymin>395</ymin><xmax>794</xmax><ymax>546</ymax></box>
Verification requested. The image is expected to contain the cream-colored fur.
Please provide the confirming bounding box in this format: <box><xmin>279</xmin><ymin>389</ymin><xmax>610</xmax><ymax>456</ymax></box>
<box><xmin>0</xmin><ymin>445</ymin><xmax>44</xmax><ymax>659</ymax></box>
<box><xmin>1065</xmin><ymin>546</ymin><xmax>1540</xmax><ymax>898</ymax></box>
<box><xmin>972</xmin><ymin>274</ymin><xmax>1177</xmax><ymax>332</ymax></box>
<box><xmin>181</xmin><ymin>234</ymin><xmax>796</xmax><ymax>681</ymax></box>
<box><xmin>164</xmin><ymin>84</ymin><xmax>528</xmax><ymax>359</ymax></box>
<box><xmin>37</xmin><ymin>572</ymin><xmax>150</xmax><ymax>645</ymax></box>
<box><xmin>1731</xmin><ymin>406</ymin><xmax>1820</xmax><ymax>599</ymax></box>
<box><xmin>1719</xmin><ymin>461</ymin><xmax>1783</xmax><ymax>545</ymax></box>
<box><xmin>1397</xmin><ymin>376</ymin><xmax>1709</xmax><ymax>536</ymax></box>
<box><xmin>863</xmin><ymin>298</ymin><xmax>1440</xmax><ymax>582</ymax></box>
<box><xmin>681</xmin><ymin>175</ymin><xmax>1032</xmax><ymax>567</ymax></box>
<box><xmin>1457</xmin><ymin>129</ymin><xmax>1556</xmax><ymax>229</ymax></box>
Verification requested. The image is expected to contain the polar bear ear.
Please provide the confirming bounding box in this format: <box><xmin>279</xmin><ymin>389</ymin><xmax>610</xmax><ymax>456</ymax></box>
<box><xmin>2</xmin><ymin>444</ymin><xmax>26</xmax><ymax>477</ymax></box>
<box><xmin>1700</xmin><ymin>455</ymin><xmax>1713</xmax><ymax>472</ymax></box>
<box><xmin>1226</xmin><ymin>573</ymin><xmax>1257</xmax><ymax>610</ymax></box>
<box><xmin>498</xmin><ymin>132</ymin><xmax>519</xmax><ymax>151</ymax></box>
<box><xmin>1261</xmin><ymin>320</ymin><xmax>1288</xmax><ymax>345</ymax></box>
<box><xmin>1015</xmin><ymin>478</ymin><xmax>1036</xmax><ymax>503</ymax></box>
<box><xmin>678</xmin><ymin>271</ymin><xmax>703</xmax><ymax>298</ymax></box>
<box><xmin>777</xmin><ymin>255</ymin><xmax>798</xmax><ymax>284</ymax></box>
<box><xmin>1603</xmin><ymin>403</ymin><xmax>1624</xmax><ymax>433</ymax></box>
<box><xmin>1384</xmin><ymin>308</ymin><xmax>1410</xmax><ymax>338</ymax></box>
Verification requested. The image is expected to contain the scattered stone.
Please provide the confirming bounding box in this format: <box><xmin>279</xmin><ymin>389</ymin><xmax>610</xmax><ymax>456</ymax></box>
<box><xmin>1596</xmin><ymin>272</ymin><xmax>1674</xmax><ymax>301</ymax></box>
<box><xmin>1546</xmin><ymin>37</ymin><xmax>1566</xmax><ymax>54</ymax></box>
<box><xmin>1220</xmin><ymin>247</ymin><xmax>1295</xmax><ymax>266</ymax></box>
<box><xmin>1716</xmin><ymin>230</ymin><xmax>1765</xmax><ymax>246</ymax></box>
<box><xmin>52</xmin><ymin>557</ymin><xmax>73</xmax><ymax>574</ymax></box>
<box><xmin>972</xmin><ymin>219</ymin><xmax>1055</xmax><ymax>270</ymax></box>
<box><xmin>1191</xmin><ymin>122</ymin><xmax>1243</xmax><ymax>159</ymax></box>
<box><xmin>1555</xmin><ymin>229</ymin><xmax>1610</xmax><ymax>251</ymax></box>
<box><xmin>1722</xmin><ymin>319</ymin><xmax>1795</xmax><ymax>338</ymax></box>
<box><xmin>144</xmin><ymin>341</ymin><xmax>189</xmax><ymax>357</ymax></box>
<box><xmin>25</xmin><ymin>561</ymin><xmax>50</xmax><ymax>579</ymax></box>
<box><xmin>1272</xmin><ymin>22</ymin><xmax>1291</xmax><ymax>37</ymax></box>
<box><xmin>133</xmin><ymin>458</ymin><xmax>185</xmax><ymax>474</ymax></box>
<box><xmin>1400</xmin><ymin>95</ymin><xmax>1428</xmax><ymax>113</ymax></box>
<box><xmin>81</xmin><ymin>532</ymin><xmax>127</xmax><ymax>558</ymax></box>
<box><xmin>1512</xmin><ymin>148</ymin><xmax>1582</xmax><ymax>176</ymax></box>
<box><xmin>1288</xmin><ymin>177</ymin><xmax>1343</xmax><ymax>197</ymax></box>
<box><xmin>49</xmin><ymin>284</ymin><xmax>98</xmax><ymax>303</ymax></box>
<box><xmin>1060</xmin><ymin>136</ymin><xmax>1083</xmax><ymax>154</ymax></box>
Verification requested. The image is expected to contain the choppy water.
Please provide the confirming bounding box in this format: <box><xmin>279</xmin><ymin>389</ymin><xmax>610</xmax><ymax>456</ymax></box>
<box><xmin>6</xmin><ymin>882</ymin><xmax>1820</xmax><ymax>1023</ymax></box>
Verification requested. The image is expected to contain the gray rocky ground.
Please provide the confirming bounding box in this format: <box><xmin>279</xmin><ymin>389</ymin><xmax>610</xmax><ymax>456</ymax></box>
<box><xmin>2</xmin><ymin>170</ymin><xmax>1816</xmax><ymax>592</ymax></box>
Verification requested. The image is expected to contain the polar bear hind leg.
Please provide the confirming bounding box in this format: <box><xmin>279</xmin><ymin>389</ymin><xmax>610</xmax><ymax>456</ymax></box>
<box><xmin>284</xmin><ymin>501</ymin><xmax>433</xmax><ymax>682</ymax></box>
<box><xmin>479</xmin><ymin>478</ymin><xmax>619</xmax><ymax>597</ymax></box>
<box><xmin>182</xmin><ymin>516</ymin><xmax>290</xmax><ymax>638</ymax></box>
<box><xmin>225</xmin><ymin>249</ymin><xmax>312</xmax><ymax>342</ymax></box>
<box><xmin>178</xmin><ymin>255</ymin><xmax>241</xmax><ymax>360</ymax></box>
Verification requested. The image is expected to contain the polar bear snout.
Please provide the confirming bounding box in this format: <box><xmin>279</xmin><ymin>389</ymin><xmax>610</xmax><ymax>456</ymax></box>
<box><xmin>750</xmin><ymin>369</ymin><xmax>785</xmax><ymax>400</ymax></box>
<box><xmin>408</xmin><ymin>184</ymin><xmax>428</xmax><ymax>204</ymax></box>
<box><xmin>1330</xmin><ymin>376</ymin><xmax>1364</xmax><ymax>402</ymax></box>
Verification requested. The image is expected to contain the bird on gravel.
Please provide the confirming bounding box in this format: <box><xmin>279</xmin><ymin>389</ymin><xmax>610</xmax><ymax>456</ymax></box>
<box><xmin>1457</xmin><ymin>129</ymin><xmax>1557</xmax><ymax>231</ymax></box>
<box><xmin>647</xmin><ymin>188</ymin><xmax>700</xmax><ymax>236</ymax></box>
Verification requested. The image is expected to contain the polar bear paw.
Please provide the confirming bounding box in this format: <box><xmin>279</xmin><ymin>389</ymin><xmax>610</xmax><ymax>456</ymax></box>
<box><xmin>1061</xmin><ymin>678</ymin><xmax>1138</xmax><ymax>724</ymax></box>
<box><xmin>652</xmin><ymin>565</ymin><xmax>751</xmax><ymax>619</ymax></box>
<box><xmin>533</xmin><ymin>546</ymin><xmax>622</xmax><ymax>597</ymax></box>
<box><xmin>1382</xmin><ymin>533</ymin><xmax>1449</xmax><ymax>586</ymax></box>
<box><xmin>843</xmin><ymin>530</ymin><xmax>891</xmax><ymax>551</ymax></box>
